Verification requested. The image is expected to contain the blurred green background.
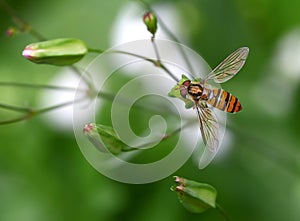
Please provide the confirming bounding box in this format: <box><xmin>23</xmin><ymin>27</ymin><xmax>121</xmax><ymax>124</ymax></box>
<box><xmin>1</xmin><ymin>0</ymin><xmax>300</xmax><ymax>220</ymax></box>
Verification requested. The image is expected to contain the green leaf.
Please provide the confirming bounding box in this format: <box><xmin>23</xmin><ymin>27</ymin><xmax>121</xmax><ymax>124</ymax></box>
<box><xmin>22</xmin><ymin>38</ymin><xmax>88</xmax><ymax>66</ymax></box>
<box><xmin>83</xmin><ymin>123</ymin><xmax>135</xmax><ymax>154</ymax></box>
<box><xmin>171</xmin><ymin>176</ymin><xmax>217</xmax><ymax>213</ymax></box>
<box><xmin>168</xmin><ymin>74</ymin><xmax>194</xmax><ymax>109</ymax></box>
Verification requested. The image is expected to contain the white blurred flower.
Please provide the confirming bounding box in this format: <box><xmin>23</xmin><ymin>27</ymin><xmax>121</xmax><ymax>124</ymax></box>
<box><xmin>252</xmin><ymin>28</ymin><xmax>300</xmax><ymax>116</ymax></box>
<box><xmin>274</xmin><ymin>28</ymin><xmax>300</xmax><ymax>81</ymax></box>
<box><xmin>110</xmin><ymin>2</ymin><xmax>186</xmax><ymax>46</ymax></box>
<box><xmin>39</xmin><ymin>68</ymin><xmax>89</xmax><ymax>131</ymax></box>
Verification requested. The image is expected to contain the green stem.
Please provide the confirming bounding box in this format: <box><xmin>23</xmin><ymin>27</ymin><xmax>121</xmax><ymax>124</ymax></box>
<box><xmin>216</xmin><ymin>203</ymin><xmax>230</xmax><ymax>221</ymax></box>
<box><xmin>128</xmin><ymin>120</ymin><xmax>191</xmax><ymax>150</ymax></box>
<box><xmin>68</xmin><ymin>66</ymin><xmax>96</xmax><ymax>92</ymax></box>
<box><xmin>88</xmin><ymin>48</ymin><xmax>104</xmax><ymax>53</ymax></box>
<box><xmin>151</xmin><ymin>36</ymin><xmax>161</xmax><ymax>62</ymax></box>
<box><xmin>0</xmin><ymin>82</ymin><xmax>85</xmax><ymax>92</ymax></box>
<box><xmin>151</xmin><ymin>36</ymin><xmax>180</xmax><ymax>82</ymax></box>
<box><xmin>0</xmin><ymin>103</ymin><xmax>32</xmax><ymax>113</ymax></box>
<box><xmin>0</xmin><ymin>98</ymin><xmax>84</xmax><ymax>125</ymax></box>
<box><xmin>138</xmin><ymin>0</ymin><xmax>195</xmax><ymax>78</ymax></box>
<box><xmin>107</xmin><ymin>49</ymin><xmax>179</xmax><ymax>81</ymax></box>
<box><xmin>0</xmin><ymin>0</ymin><xmax>46</xmax><ymax>41</ymax></box>
<box><xmin>0</xmin><ymin>115</ymin><xmax>33</xmax><ymax>125</ymax></box>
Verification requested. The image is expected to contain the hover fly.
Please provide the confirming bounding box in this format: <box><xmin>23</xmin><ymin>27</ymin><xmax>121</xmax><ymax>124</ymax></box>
<box><xmin>169</xmin><ymin>47</ymin><xmax>249</xmax><ymax>152</ymax></box>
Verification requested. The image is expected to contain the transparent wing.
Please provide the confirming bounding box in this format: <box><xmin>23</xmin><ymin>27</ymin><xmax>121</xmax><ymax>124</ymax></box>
<box><xmin>195</xmin><ymin>102</ymin><xmax>220</xmax><ymax>152</ymax></box>
<box><xmin>203</xmin><ymin>47</ymin><xmax>249</xmax><ymax>83</ymax></box>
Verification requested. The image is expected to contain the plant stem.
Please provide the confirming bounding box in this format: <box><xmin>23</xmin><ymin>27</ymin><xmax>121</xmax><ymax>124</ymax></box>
<box><xmin>0</xmin><ymin>82</ymin><xmax>85</xmax><ymax>92</ymax></box>
<box><xmin>138</xmin><ymin>0</ymin><xmax>195</xmax><ymax>78</ymax></box>
<box><xmin>107</xmin><ymin>49</ymin><xmax>179</xmax><ymax>82</ymax></box>
<box><xmin>216</xmin><ymin>203</ymin><xmax>230</xmax><ymax>221</ymax></box>
<box><xmin>151</xmin><ymin>36</ymin><xmax>180</xmax><ymax>82</ymax></box>
<box><xmin>0</xmin><ymin>103</ymin><xmax>32</xmax><ymax>113</ymax></box>
<box><xmin>0</xmin><ymin>98</ymin><xmax>84</xmax><ymax>125</ymax></box>
<box><xmin>0</xmin><ymin>0</ymin><xmax>46</xmax><ymax>40</ymax></box>
<box><xmin>151</xmin><ymin>36</ymin><xmax>161</xmax><ymax>62</ymax></box>
<box><xmin>134</xmin><ymin>120</ymin><xmax>191</xmax><ymax>149</ymax></box>
<box><xmin>88</xmin><ymin>48</ymin><xmax>104</xmax><ymax>53</ymax></box>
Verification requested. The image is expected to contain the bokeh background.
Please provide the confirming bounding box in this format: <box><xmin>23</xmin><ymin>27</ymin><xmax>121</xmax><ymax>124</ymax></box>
<box><xmin>1</xmin><ymin>0</ymin><xmax>300</xmax><ymax>220</ymax></box>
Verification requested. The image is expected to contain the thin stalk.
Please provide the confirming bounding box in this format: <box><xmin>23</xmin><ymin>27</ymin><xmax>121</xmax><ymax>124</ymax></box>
<box><xmin>0</xmin><ymin>98</ymin><xmax>84</xmax><ymax>125</ymax></box>
<box><xmin>216</xmin><ymin>203</ymin><xmax>230</xmax><ymax>221</ymax></box>
<box><xmin>151</xmin><ymin>36</ymin><xmax>180</xmax><ymax>82</ymax></box>
<box><xmin>0</xmin><ymin>0</ymin><xmax>46</xmax><ymax>40</ymax></box>
<box><xmin>151</xmin><ymin>36</ymin><xmax>161</xmax><ymax>62</ymax></box>
<box><xmin>0</xmin><ymin>103</ymin><xmax>32</xmax><ymax>113</ymax></box>
<box><xmin>68</xmin><ymin>66</ymin><xmax>95</xmax><ymax>91</ymax></box>
<box><xmin>88</xmin><ymin>48</ymin><xmax>104</xmax><ymax>53</ymax></box>
<box><xmin>107</xmin><ymin>49</ymin><xmax>179</xmax><ymax>82</ymax></box>
<box><xmin>0</xmin><ymin>115</ymin><xmax>33</xmax><ymax>125</ymax></box>
<box><xmin>138</xmin><ymin>0</ymin><xmax>195</xmax><ymax>78</ymax></box>
<box><xmin>0</xmin><ymin>82</ymin><xmax>85</xmax><ymax>92</ymax></box>
<box><xmin>130</xmin><ymin>121</ymin><xmax>191</xmax><ymax>149</ymax></box>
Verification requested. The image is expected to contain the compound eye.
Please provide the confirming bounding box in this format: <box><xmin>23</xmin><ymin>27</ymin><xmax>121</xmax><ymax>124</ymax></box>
<box><xmin>182</xmin><ymin>80</ymin><xmax>191</xmax><ymax>87</ymax></box>
<box><xmin>180</xmin><ymin>87</ymin><xmax>188</xmax><ymax>98</ymax></box>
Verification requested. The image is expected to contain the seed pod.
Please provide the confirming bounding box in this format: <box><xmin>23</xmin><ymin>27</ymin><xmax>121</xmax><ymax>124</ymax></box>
<box><xmin>83</xmin><ymin>123</ymin><xmax>135</xmax><ymax>154</ymax></box>
<box><xmin>22</xmin><ymin>38</ymin><xmax>88</xmax><ymax>66</ymax></box>
<box><xmin>171</xmin><ymin>176</ymin><xmax>217</xmax><ymax>213</ymax></box>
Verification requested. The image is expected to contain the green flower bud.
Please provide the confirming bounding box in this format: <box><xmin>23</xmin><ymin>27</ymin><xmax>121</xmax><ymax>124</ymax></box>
<box><xmin>22</xmin><ymin>38</ymin><xmax>88</xmax><ymax>66</ymax></box>
<box><xmin>83</xmin><ymin>123</ymin><xmax>136</xmax><ymax>154</ymax></box>
<box><xmin>6</xmin><ymin>27</ymin><xmax>19</xmax><ymax>37</ymax></box>
<box><xmin>143</xmin><ymin>11</ymin><xmax>157</xmax><ymax>36</ymax></box>
<box><xmin>171</xmin><ymin>176</ymin><xmax>217</xmax><ymax>213</ymax></box>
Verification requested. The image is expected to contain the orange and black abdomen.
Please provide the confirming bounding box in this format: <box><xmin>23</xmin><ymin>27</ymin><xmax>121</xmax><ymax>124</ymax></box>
<box><xmin>206</xmin><ymin>88</ymin><xmax>242</xmax><ymax>113</ymax></box>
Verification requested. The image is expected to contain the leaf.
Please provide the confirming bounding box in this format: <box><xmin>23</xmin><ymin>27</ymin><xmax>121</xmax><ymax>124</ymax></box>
<box><xmin>171</xmin><ymin>176</ymin><xmax>217</xmax><ymax>213</ymax></box>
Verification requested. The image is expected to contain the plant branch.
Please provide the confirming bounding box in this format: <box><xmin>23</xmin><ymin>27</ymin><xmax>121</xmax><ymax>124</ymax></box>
<box><xmin>107</xmin><ymin>49</ymin><xmax>179</xmax><ymax>81</ymax></box>
<box><xmin>151</xmin><ymin>36</ymin><xmax>161</xmax><ymax>62</ymax></box>
<box><xmin>134</xmin><ymin>120</ymin><xmax>191</xmax><ymax>149</ymax></box>
<box><xmin>88</xmin><ymin>48</ymin><xmax>104</xmax><ymax>53</ymax></box>
<box><xmin>216</xmin><ymin>203</ymin><xmax>230</xmax><ymax>221</ymax></box>
<box><xmin>0</xmin><ymin>81</ymin><xmax>86</xmax><ymax>92</ymax></box>
<box><xmin>138</xmin><ymin>0</ymin><xmax>195</xmax><ymax>78</ymax></box>
<box><xmin>0</xmin><ymin>97</ymin><xmax>87</xmax><ymax>125</ymax></box>
<box><xmin>0</xmin><ymin>0</ymin><xmax>46</xmax><ymax>40</ymax></box>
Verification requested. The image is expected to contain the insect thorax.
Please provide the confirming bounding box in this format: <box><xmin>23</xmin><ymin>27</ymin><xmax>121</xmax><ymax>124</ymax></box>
<box><xmin>188</xmin><ymin>83</ymin><xmax>204</xmax><ymax>100</ymax></box>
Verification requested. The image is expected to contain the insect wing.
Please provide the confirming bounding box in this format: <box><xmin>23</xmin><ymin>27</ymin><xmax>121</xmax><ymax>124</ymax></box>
<box><xmin>204</xmin><ymin>47</ymin><xmax>249</xmax><ymax>84</ymax></box>
<box><xmin>195</xmin><ymin>103</ymin><xmax>220</xmax><ymax>153</ymax></box>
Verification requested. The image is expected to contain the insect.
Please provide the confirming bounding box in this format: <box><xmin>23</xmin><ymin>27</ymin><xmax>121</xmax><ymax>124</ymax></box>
<box><xmin>170</xmin><ymin>47</ymin><xmax>249</xmax><ymax>153</ymax></box>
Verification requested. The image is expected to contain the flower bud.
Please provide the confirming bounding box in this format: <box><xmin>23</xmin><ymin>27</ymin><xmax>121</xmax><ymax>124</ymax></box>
<box><xmin>6</xmin><ymin>27</ymin><xmax>19</xmax><ymax>37</ymax></box>
<box><xmin>143</xmin><ymin>11</ymin><xmax>157</xmax><ymax>36</ymax></box>
<box><xmin>83</xmin><ymin>123</ymin><xmax>135</xmax><ymax>154</ymax></box>
<box><xmin>22</xmin><ymin>38</ymin><xmax>88</xmax><ymax>66</ymax></box>
<box><xmin>171</xmin><ymin>176</ymin><xmax>217</xmax><ymax>213</ymax></box>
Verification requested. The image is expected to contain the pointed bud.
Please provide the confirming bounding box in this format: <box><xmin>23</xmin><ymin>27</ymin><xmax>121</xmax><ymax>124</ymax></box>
<box><xmin>143</xmin><ymin>11</ymin><xmax>157</xmax><ymax>36</ymax></box>
<box><xmin>6</xmin><ymin>27</ymin><xmax>19</xmax><ymax>37</ymax></box>
<box><xmin>83</xmin><ymin>123</ymin><xmax>135</xmax><ymax>154</ymax></box>
<box><xmin>171</xmin><ymin>176</ymin><xmax>217</xmax><ymax>213</ymax></box>
<box><xmin>22</xmin><ymin>38</ymin><xmax>88</xmax><ymax>66</ymax></box>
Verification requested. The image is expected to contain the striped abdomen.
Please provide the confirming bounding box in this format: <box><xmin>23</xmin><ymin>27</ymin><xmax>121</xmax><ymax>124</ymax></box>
<box><xmin>206</xmin><ymin>88</ymin><xmax>242</xmax><ymax>113</ymax></box>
